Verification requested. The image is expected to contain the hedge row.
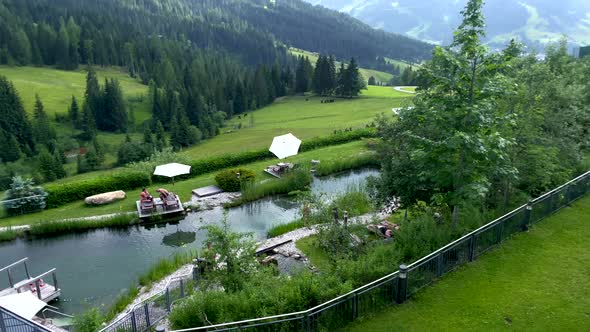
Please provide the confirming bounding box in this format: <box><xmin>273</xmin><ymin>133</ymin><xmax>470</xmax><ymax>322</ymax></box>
<box><xmin>44</xmin><ymin>171</ymin><xmax>151</xmax><ymax>208</ymax></box>
<box><xmin>42</xmin><ymin>128</ymin><xmax>376</xmax><ymax>209</ymax></box>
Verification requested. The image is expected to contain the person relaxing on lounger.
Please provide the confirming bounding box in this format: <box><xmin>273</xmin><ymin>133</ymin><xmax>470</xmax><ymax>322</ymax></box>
<box><xmin>140</xmin><ymin>188</ymin><xmax>153</xmax><ymax>202</ymax></box>
<box><xmin>156</xmin><ymin>188</ymin><xmax>170</xmax><ymax>200</ymax></box>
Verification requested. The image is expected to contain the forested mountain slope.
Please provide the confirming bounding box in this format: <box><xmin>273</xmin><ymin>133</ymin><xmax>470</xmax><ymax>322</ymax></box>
<box><xmin>0</xmin><ymin>0</ymin><xmax>431</xmax><ymax>74</ymax></box>
<box><xmin>308</xmin><ymin>0</ymin><xmax>590</xmax><ymax>50</ymax></box>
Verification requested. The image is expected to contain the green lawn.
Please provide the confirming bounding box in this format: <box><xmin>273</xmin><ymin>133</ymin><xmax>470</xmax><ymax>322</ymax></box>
<box><xmin>289</xmin><ymin>48</ymin><xmax>394</xmax><ymax>84</ymax></box>
<box><xmin>0</xmin><ymin>65</ymin><xmax>149</xmax><ymax>120</ymax></box>
<box><xmin>0</xmin><ymin>141</ymin><xmax>369</xmax><ymax>227</ymax></box>
<box><xmin>181</xmin><ymin>86</ymin><xmax>410</xmax><ymax>159</ymax></box>
<box><xmin>343</xmin><ymin>195</ymin><xmax>590</xmax><ymax>331</ymax></box>
<box><xmin>296</xmin><ymin>235</ymin><xmax>332</xmax><ymax>271</ymax></box>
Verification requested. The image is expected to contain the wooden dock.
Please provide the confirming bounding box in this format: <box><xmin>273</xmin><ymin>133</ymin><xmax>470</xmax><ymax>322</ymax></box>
<box><xmin>0</xmin><ymin>258</ymin><xmax>61</xmax><ymax>304</ymax></box>
<box><xmin>192</xmin><ymin>185</ymin><xmax>224</xmax><ymax>197</ymax></box>
<box><xmin>136</xmin><ymin>194</ymin><xmax>185</xmax><ymax>219</ymax></box>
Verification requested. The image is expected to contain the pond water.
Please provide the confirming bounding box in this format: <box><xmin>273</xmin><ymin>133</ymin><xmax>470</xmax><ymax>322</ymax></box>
<box><xmin>0</xmin><ymin>169</ymin><xmax>378</xmax><ymax>314</ymax></box>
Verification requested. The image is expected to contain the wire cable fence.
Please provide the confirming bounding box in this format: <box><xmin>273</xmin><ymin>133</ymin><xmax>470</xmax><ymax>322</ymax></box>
<box><xmin>168</xmin><ymin>170</ymin><xmax>589</xmax><ymax>332</ymax></box>
<box><xmin>98</xmin><ymin>268</ymin><xmax>198</xmax><ymax>332</ymax></box>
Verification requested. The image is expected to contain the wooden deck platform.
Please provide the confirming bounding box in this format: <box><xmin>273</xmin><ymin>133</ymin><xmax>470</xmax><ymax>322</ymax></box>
<box><xmin>0</xmin><ymin>258</ymin><xmax>61</xmax><ymax>304</ymax></box>
<box><xmin>192</xmin><ymin>185</ymin><xmax>224</xmax><ymax>197</ymax></box>
<box><xmin>136</xmin><ymin>194</ymin><xmax>185</xmax><ymax>219</ymax></box>
<box><xmin>264</xmin><ymin>168</ymin><xmax>282</xmax><ymax>178</ymax></box>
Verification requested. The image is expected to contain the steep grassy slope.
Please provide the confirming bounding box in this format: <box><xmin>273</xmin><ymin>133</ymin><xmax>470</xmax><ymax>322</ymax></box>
<box><xmin>0</xmin><ymin>66</ymin><xmax>149</xmax><ymax>122</ymax></box>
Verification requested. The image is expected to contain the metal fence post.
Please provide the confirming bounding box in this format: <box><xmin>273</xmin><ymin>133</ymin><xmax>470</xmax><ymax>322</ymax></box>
<box><xmin>180</xmin><ymin>279</ymin><xmax>185</xmax><ymax>298</ymax></box>
<box><xmin>144</xmin><ymin>303</ymin><xmax>151</xmax><ymax>327</ymax></box>
<box><xmin>436</xmin><ymin>252</ymin><xmax>444</xmax><ymax>277</ymax></box>
<box><xmin>468</xmin><ymin>234</ymin><xmax>476</xmax><ymax>261</ymax></box>
<box><xmin>522</xmin><ymin>200</ymin><xmax>533</xmax><ymax>231</ymax></box>
<box><xmin>166</xmin><ymin>288</ymin><xmax>171</xmax><ymax>312</ymax></box>
<box><xmin>396</xmin><ymin>264</ymin><xmax>408</xmax><ymax>304</ymax></box>
<box><xmin>131</xmin><ymin>311</ymin><xmax>138</xmax><ymax>332</ymax></box>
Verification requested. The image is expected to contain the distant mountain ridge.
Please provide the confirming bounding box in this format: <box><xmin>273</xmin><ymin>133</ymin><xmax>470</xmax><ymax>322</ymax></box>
<box><xmin>306</xmin><ymin>0</ymin><xmax>590</xmax><ymax>50</ymax></box>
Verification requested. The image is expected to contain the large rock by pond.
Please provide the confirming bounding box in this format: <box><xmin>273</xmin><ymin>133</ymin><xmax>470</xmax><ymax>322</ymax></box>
<box><xmin>85</xmin><ymin>190</ymin><xmax>126</xmax><ymax>205</ymax></box>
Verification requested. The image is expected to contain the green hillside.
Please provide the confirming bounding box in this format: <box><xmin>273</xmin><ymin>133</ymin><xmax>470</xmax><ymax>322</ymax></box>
<box><xmin>290</xmin><ymin>48</ymin><xmax>394</xmax><ymax>83</ymax></box>
<box><xmin>0</xmin><ymin>66</ymin><xmax>149</xmax><ymax>123</ymax></box>
<box><xmin>181</xmin><ymin>85</ymin><xmax>411</xmax><ymax>159</ymax></box>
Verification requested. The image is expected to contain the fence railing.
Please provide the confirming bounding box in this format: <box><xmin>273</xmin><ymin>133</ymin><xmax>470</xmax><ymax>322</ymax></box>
<box><xmin>169</xmin><ymin>170</ymin><xmax>590</xmax><ymax>332</ymax></box>
<box><xmin>0</xmin><ymin>306</ymin><xmax>51</xmax><ymax>332</ymax></box>
<box><xmin>98</xmin><ymin>268</ymin><xmax>198</xmax><ymax>332</ymax></box>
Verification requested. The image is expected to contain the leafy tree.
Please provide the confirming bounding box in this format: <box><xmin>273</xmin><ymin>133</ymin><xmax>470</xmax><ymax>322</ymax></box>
<box><xmin>374</xmin><ymin>0</ymin><xmax>515</xmax><ymax>226</ymax></box>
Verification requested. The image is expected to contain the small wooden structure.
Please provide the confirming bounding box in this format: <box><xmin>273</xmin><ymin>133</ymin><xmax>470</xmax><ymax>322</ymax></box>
<box><xmin>264</xmin><ymin>162</ymin><xmax>294</xmax><ymax>178</ymax></box>
<box><xmin>192</xmin><ymin>185</ymin><xmax>224</xmax><ymax>197</ymax></box>
<box><xmin>0</xmin><ymin>258</ymin><xmax>60</xmax><ymax>303</ymax></box>
<box><xmin>136</xmin><ymin>193</ymin><xmax>185</xmax><ymax>220</ymax></box>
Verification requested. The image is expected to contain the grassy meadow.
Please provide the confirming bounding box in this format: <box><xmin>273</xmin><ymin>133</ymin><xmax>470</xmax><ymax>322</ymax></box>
<box><xmin>343</xmin><ymin>195</ymin><xmax>590</xmax><ymax>331</ymax></box>
<box><xmin>289</xmin><ymin>48</ymin><xmax>394</xmax><ymax>84</ymax></box>
<box><xmin>182</xmin><ymin>85</ymin><xmax>410</xmax><ymax>159</ymax></box>
<box><xmin>0</xmin><ymin>65</ymin><xmax>149</xmax><ymax>120</ymax></box>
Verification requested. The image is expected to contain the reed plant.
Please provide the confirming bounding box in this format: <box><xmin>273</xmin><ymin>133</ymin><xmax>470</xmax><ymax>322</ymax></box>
<box><xmin>0</xmin><ymin>228</ymin><xmax>22</xmax><ymax>242</ymax></box>
<box><xmin>314</xmin><ymin>152</ymin><xmax>379</xmax><ymax>176</ymax></box>
<box><xmin>226</xmin><ymin>168</ymin><xmax>313</xmax><ymax>208</ymax></box>
<box><xmin>267</xmin><ymin>219</ymin><xmax>305</xmax><ymax>238</ymax></box>
<box><xmin>28</xmin><ymin>213</ymin><xmax>137</xmax><ymax>236</ymax></box>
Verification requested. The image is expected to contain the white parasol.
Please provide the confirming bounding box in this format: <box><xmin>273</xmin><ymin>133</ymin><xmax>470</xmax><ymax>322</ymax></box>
<box><xmin>153</xmin><ymin>163</ymin><xmax>191</xmax><ymax>185</ymax></box>
<box><xmin>269</xmin><ymin>133</ymin><xmax>302</xmax><ymax>160</ymax></box>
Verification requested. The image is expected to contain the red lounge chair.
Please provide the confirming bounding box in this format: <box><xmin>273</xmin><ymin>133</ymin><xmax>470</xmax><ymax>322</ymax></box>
<box><xmin>140</xmin><ymin>200</ymin><xmax>155</xmax><ymax>212</ymax></box>
<box><xmin>164</xmin><ymin>194</ymin><xmax>179</xmax><ymax>210</ymax></box>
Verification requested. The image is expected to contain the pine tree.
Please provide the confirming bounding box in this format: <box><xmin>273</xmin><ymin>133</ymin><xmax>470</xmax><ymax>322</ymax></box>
<box><xmin>233</xmin><ymin>80</ymin><xmax>247</xmax><ymax>115</ymax></box>
<box><xmin>0</xmin><ymin>76</ymin><xmax>35</xmax><ymax>154</ymax></box>
<box><xmin>69</xmin><ymin>95</ymin><xmax>80</xmax><ymax>128</ymax></box>
<box><xmin>52</xmin><ymin>151</ymin><xmax>66</xmax><ymax>179</ymax></box>
<box><xmin>154</xmin><ymin>120</ymin><xmax>167</xmax><ymax>151</ymax></box>
<box><xmin>80</xmin><ymin>102</ymin><xmax>96</xmax><ymax>140</ymax></box>
<box><xmin>56</xmin><ymin>20</ymin><xmax>71</xmax><ymax>69</ymax></box>
<box><xmin>0</xmin><ymin>131</ymin><xmax>21</xmax><ymax>163</ymax></box>
<box><xmin>37</xmin><ymin>148</ymin><xmax>57</xmax><ymax>182</ymax></box>
<box><xmin>84</xmin><ymin>66</ymin><xmax>101</xmax><ymax>120</ymax></box>
<box><xmin>13</xmin><ymin>29</ymin><xmax>32</xmax><ymax>65</ymax></box>
<box><xmin>253</xmin><ymin>65</ymin><xmax>271</xmax><ymax>108</ymax></box>
<box><xmin>32</xmin><ymin>94</ymin><xmax>56</xmax><ymax>146</ymax></box>
<box><xmin>101</xmin><ymin>78</ymin><xmax>127</xmax><ymax>132</ymax></box>
<box><xmin>295</xmin><ymin>56</ymin><xmax>309</xmax><ymax>94</ymax></box>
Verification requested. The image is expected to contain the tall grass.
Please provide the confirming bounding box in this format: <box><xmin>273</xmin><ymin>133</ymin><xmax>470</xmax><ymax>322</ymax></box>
<box><xmin>226</xmin><ymin>168</ymin><xmax>313</xmax><ymax>208</ymax></box>
<box><xmin>267</xmin><ymin>219</ymin><xmax>305</xmax><ymax>238</ymax></box>
<box><xmin>315</xmin><ymin>152</ymin><xmax>379</xmax><ymax>176</ymax></box>
<box><xmin>0</xmin><ymin>228</ymin><xmax>23</xmax><ymax>242</ymax></box>
<box><xmin>28</xmin><ymin>213</ymin><xmax>137</xmax><ymax>236</ymax></box>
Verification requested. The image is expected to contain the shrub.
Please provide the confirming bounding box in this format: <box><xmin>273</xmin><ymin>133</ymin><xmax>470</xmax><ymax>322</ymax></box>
<box><xmin>267</xmin><ymin>219</ymin><xmax>305</xmax><ymax>237</ymax></box>
<box><xmin>73</xmin><ymin>308</ymin><xmax>104</xmax><ymax>332</ymax></box>
<box><xmin>2</xmin><ymin>176</ymin><xmax>48</xmax><ymax>216</ymax></box>
<box><xmin>214</xmin><ymin>168</ymin><xmax>256</xmax><ymax>192</ymax></box>
<box><xmin>44</xmin><ymin>171</ymin><xmax>150</xmax><ymax>208</ymax></box>
<box><xmin>315</xmin><ymin>152</ymin><xmax>379</xmax><ymax>176</ymax></box>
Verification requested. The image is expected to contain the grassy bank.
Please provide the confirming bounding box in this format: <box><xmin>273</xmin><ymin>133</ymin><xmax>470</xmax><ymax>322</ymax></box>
<box><xmin>0</xmin><ymin>228</ymin><xmax>24</xmax><ymax>242</ymax></box>
<box><xmin>104</xmin><ymin>250</ymin><xmax>197</xmax><ymax>322</ymax></box>
<box><xmin>343</xmin><ymin>195</ymin><xmax>590</xmax><ymax>331</ymax></box>
<box><xmin>0</xmin><ymin>141</ymin><xmax>370</xmax><ymax>227</ymax></box>
<box><xmin>28</xmin><ymin>213</ymin><xmax>137</xmax><ymax>236</ymax></box>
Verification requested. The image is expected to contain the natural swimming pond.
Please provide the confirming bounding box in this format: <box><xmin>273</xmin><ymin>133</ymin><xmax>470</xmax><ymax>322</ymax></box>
<box><xmin>0</xmin><ymin>169</ymin><xmax>378</xmax><ymax>314</ymax></box>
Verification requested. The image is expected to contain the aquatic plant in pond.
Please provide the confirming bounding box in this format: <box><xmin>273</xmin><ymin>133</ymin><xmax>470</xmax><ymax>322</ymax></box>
<box><xmin>28</xmin><ymin>213</ymin><xmax>137</xmax><ymax>236</ymax></box>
